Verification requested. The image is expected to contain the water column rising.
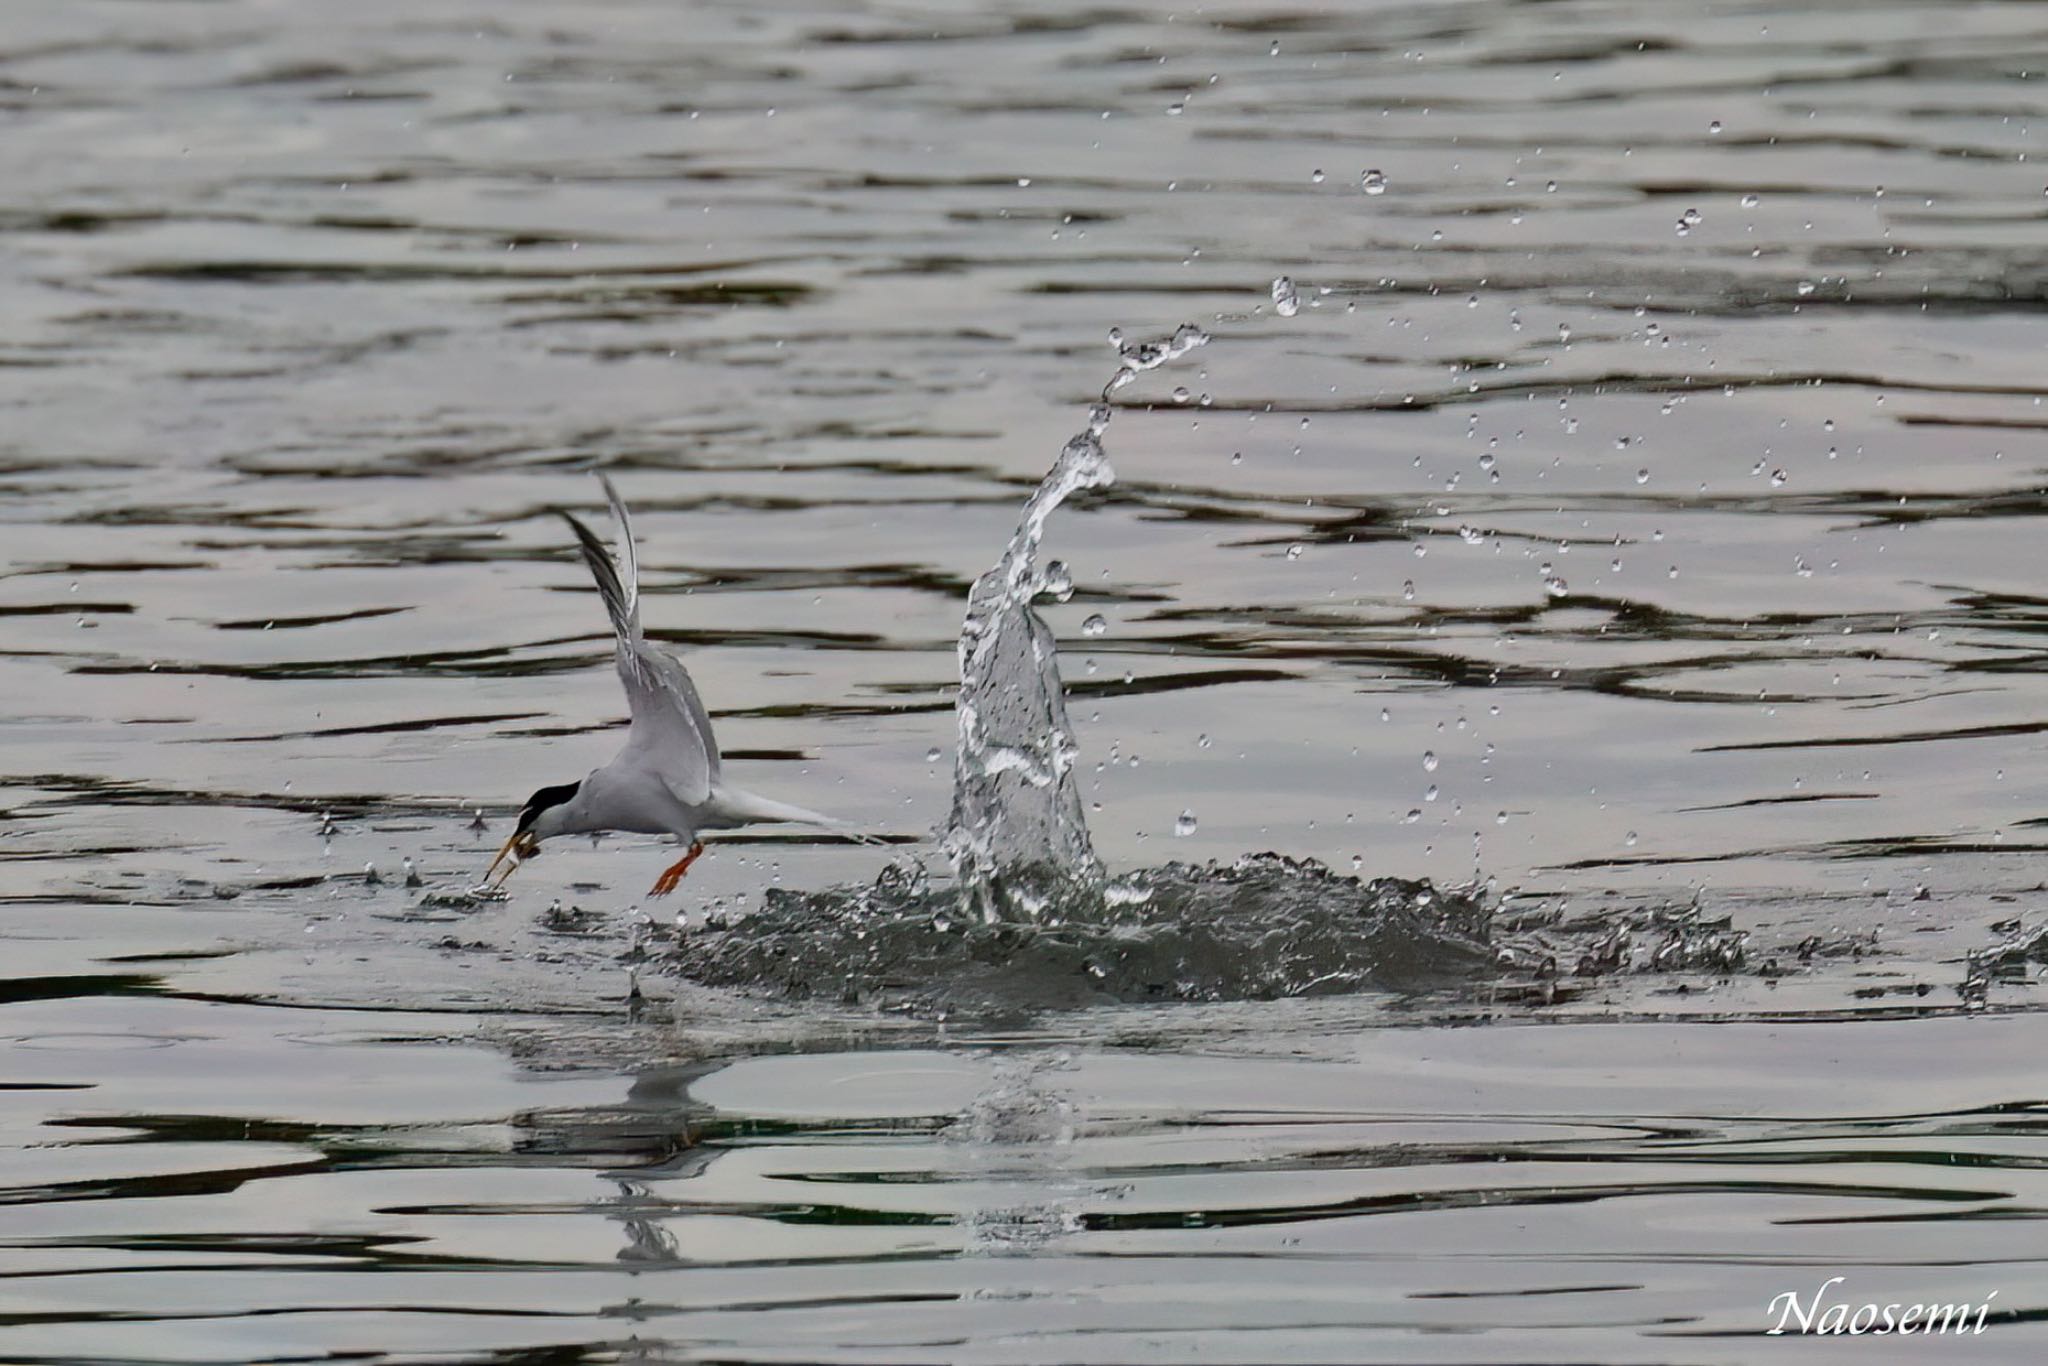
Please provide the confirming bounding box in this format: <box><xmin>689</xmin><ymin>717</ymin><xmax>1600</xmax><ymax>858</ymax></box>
<box><xmin>942</xmin><ymin>324</ymin><xmax>1209</xmax><ymax>921</ymax></box>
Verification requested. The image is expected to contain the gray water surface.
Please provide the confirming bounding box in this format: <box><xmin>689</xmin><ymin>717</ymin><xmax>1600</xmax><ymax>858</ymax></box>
<box><xmin>6</xmin><ymin>0</ymin><xmax>2048</xmax><ymax>1360</ymax></box>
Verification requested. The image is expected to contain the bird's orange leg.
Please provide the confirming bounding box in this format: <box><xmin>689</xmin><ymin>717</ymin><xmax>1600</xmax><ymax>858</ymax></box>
<box><xmin>648</xmin><ymin>840</ymin><xmax>705</xmax><ymax>897</ymax></box>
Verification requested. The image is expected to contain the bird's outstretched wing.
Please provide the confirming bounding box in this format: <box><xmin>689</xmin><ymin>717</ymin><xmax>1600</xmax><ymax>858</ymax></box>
<box><xmin>558</xmin><ymin>475</ymin><xmax>719</xmax><ymax>806</ymax></box>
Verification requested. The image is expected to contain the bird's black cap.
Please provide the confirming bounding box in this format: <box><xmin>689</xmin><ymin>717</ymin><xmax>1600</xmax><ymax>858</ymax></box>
<box><xmin>517</xmin><ymin>780</ymin><xmax>581</xmax><ymax>832</ymax></box>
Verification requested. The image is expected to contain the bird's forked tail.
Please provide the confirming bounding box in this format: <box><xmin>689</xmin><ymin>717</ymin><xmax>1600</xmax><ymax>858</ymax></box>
<box><xmin>708</xmin><ymin>785</ymin><xmax>852</xmax><ymax>830</ymax></box>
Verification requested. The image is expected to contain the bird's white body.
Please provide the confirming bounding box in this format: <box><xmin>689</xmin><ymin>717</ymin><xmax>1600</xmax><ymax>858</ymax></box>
<box><xmin>483</xmin><ymin>475</ymin><xmax>841</xmax><ymax>894</ymax></box>
<box><xmin>530</xmin><ymin>764</ymin><xmax>832</xmax><ymax>842</ymax></box>
<box><xmin>533</xmin><ymin>761</ymin><xmax>697</xmax><ymax>839</ymax></box>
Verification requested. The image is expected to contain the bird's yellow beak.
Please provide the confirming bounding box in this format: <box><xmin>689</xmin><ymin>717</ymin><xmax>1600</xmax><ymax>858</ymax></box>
<box><xmin>482</xmin><ymin>830</ymin><xmax>540</xmax><ymax>889</ymax></box>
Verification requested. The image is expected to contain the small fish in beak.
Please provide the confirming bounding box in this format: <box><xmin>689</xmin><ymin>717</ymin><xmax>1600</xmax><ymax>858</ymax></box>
<box><xmin>480</xmin><ymin>781</ymin><xmax>579</xmax><ymax>893</ymax></box>
<box><xmin>481</xmin><ymin>828</ymin><xmax>541</xmax><ymax>889</ymax></box>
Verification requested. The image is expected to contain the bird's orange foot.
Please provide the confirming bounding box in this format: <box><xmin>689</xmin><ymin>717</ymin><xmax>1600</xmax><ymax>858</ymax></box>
<box><xmin>648</xmin><ymin>840</ymin><xmax>705</xmax><ymax>897</ymax></box>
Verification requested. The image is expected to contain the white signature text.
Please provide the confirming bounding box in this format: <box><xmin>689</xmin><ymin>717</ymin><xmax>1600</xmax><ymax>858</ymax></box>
<box><xmin>1767</xmin><ymin>1278</ymin><xmax>1996</xmax><ymax>1336</ymax></box>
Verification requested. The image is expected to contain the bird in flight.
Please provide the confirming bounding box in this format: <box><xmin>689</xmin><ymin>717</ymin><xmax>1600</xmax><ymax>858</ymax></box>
<box><xmin>481</xmin><ymin>475</ymin><xmax>842</xmax><ymax>896</ymax></box>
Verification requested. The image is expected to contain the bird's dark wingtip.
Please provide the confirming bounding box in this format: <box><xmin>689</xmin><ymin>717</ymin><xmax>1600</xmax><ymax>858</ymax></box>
<box><xmin>556</xmin><ymin>507</ymin><xmax>612</xmax><ymax>563</ymax></box>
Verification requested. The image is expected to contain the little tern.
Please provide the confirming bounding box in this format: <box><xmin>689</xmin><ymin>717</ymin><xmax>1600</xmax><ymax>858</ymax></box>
<box><xmin>481</xmin><ymin>475</ymin><xmax>841</xmax><ymax>896</ymax></box>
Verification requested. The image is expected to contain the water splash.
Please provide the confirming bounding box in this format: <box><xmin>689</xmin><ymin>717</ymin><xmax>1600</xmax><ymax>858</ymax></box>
<box><xmin>1103</xmin><ymin>322</ymin><xmax>1210</xmax><ymax>397</ymax></box>
<box><xmin>683</xmin><ymin>856</ymin><xmax>1493</xmax><ymax>1016</ymax></box>
<box><xmin>942</xmin><ymin>324</ymin><xmax>1207</xmax><ymax>920</ymax></box>
<box><xmin>659</xmin><ymin>316</ymin><xmax>1544</xmax><ymax>1015</ymax></box>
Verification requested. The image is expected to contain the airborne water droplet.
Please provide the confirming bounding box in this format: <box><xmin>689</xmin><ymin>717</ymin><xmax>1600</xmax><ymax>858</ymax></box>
<box><xmin>1174</xmin><ymin>810</ymin><xmax>1198</xmax><ymax>837</ymax></box>
<box><xmin>1082</xmin><ymin>613</ymin><xmax>1108</xmax><ymax>636</ymax></box>
<box><xmin>1039</xmin><ymin>559</ymin><xmax>1075</xmax><ymax>601</ymax></box>
<box><xmin>1271</xmin><ymin>275</ymin><xmax>1300</xmax><ymax>317</ymax></box>
<box><xmin>1360</xmin><ymin>168</ymin><xmax>1387</xmax><ymax>195</ymax></box>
